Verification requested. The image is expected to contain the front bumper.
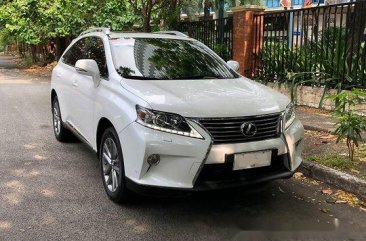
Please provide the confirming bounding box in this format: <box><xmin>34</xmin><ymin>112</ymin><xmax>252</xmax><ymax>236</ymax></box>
<box><xmin>119</xmin><ymin>118</ymin><xmax>304</xmax><ymax>190</ymax></box>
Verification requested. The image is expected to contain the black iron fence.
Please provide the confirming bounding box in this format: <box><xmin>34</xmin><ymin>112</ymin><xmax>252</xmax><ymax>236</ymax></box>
<box><xmin>253</xmin><ymin>2</ymin><xmax>366</xmax><ymax>90</ymax></box>
<box><xmin>176</xmin><ymin>17</ymin><xmax>233</xmax><ymax>61</ymax></box>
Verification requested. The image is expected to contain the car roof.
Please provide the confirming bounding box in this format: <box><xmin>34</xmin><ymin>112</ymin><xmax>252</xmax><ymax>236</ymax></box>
<box><xmin>108</xmin><ymin>32</ymin><xmax>191</xmax><ymax>40</ymax></box>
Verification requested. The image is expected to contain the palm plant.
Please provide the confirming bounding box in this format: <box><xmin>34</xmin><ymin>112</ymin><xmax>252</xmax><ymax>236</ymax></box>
<box><xmin>256</xmin><ymin>26</ymin><xmax>366</xmax><ymax>107</ymax></box>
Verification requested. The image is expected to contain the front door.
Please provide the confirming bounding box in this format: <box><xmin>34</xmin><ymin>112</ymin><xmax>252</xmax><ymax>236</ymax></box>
<box><xmin>72</xmin><ymin>37</ymin><xmax>109</xmax><ymax>144</ymax></box>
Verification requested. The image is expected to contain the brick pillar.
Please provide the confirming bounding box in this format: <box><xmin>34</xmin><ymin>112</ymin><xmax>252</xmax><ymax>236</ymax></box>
<box><xmin>232</xmin><ymin>5</ymin><xmax>264</xmax><ymax>77</ymax></box>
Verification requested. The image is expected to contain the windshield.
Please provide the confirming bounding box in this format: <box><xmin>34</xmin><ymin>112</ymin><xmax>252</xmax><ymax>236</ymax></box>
<box><xmin>110</xmin><ymin>37</ymin><xmax>238</xmax><ymax>80</ymax></box>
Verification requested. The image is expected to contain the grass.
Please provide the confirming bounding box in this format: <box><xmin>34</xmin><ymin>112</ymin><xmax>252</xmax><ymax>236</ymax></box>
<box><xmin>306</xmin><ymin>153</ymin><xmax>353</xmax><ymax>170</ymax></box>
<box><xmin>305</xmin><ymin>141</ymin><xmax>366</xmax><ymax>180</ymax></box>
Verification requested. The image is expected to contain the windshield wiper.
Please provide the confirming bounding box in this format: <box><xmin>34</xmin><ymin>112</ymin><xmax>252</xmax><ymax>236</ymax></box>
<box><xmin>172</xmin><ymin>75</ymin><xmax>223</xmax><ymax>80</ymax></box>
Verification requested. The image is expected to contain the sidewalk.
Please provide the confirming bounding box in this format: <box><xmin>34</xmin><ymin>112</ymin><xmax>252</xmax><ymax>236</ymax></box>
<box><xmin>295</xmin><ymin>106</ymin><xmax>366</xmax><ymax>199</ymax></box>
<box><xmin>296</xmin><ymin>106</ymin><xmax>366</xmax><ymax>140</ymax></box>
<box><xmin>296</xmin><ymin>107</ymin><xmax>336</xmax><ymax>133</ymax></box>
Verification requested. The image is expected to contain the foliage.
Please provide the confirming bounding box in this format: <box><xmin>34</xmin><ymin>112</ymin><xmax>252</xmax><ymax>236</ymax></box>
<box><xmin>213</xmin><ymin>43</ymin><xmax>231</xmax><ymax>61</ymax></box>
<box><xmin>307</xmin><ymin>153</ymin><xmax>353</xmax><ymax>170</ymax></box>
<box><xmin>181</xmin><ymin>0</ymin><xmax>238</xmax><ymax>21</ymax></box>
<box><xmin>256</xmin><ymin>27</ymin><xmax>366</xmax><ymax>106</ymax></box>
<box><xmin>127</xmin><ymin>0</ymin><xmax>184</xmax><ymax>32</ymax></box>
<box><xmin>239</xmin><ymin>0</ymin><xmax>263</xmax><ymax>6</ymax></box>
<box><xmin>0</xmin><ymin>0</ymin><xmax>188</xmax><ymax>62</ymax></box>
<box><xmin>181</xmin><ymin>0</ymin><xmax>201</xmax><ymax>21</ymax></box>
<box><xmin>0</xmin><ymin>29</ymin><xmax>13</xmax><ymax>51</ymax></box>
<box><xmin>328</xmin><ymin>89</ymin><xmax>366</xmax><ymax>161</ymax></box>
<box><xmin>0</xmin><ymin>0</ymin><xmax>138</xmax><ymax>41</ymax></box>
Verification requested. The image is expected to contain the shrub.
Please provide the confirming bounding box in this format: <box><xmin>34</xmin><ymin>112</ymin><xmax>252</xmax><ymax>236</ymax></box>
<box><xmin>328</xmin><ymin>89</ymin><xmax>366</xmax><ymax>161</ymax></box>
<box><xmin>256</xmin><ymin>27</ymin><xmax>366</xmax><ymax>92</ymax></box>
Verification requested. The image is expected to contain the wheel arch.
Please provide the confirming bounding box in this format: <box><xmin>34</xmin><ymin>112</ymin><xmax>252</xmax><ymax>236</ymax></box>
<box><xmin>51</xmin><ymin>89</ymin><xmax>57</xmax><ymax>103</ymax></box>
<box><xmin>96</xmin><ymin>117</ymin><xmax>115</xmax><ymax>154</ymax></box>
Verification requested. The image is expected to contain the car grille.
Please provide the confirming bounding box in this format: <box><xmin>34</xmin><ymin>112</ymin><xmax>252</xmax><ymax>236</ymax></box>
<box><xmin>197</xmin><ymin>113</ymin><xmax>282</xmax><ymax>144</ymax></box>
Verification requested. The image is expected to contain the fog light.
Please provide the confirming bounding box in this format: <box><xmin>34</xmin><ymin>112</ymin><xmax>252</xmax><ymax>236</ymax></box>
<box><xmin>147</xmin><ymin>154</ymin><xmax>160</xmax><ymax>166</ymax></box>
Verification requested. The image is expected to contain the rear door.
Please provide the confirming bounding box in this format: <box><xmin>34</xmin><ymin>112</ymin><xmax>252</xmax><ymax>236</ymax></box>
<box><xmin>56</xmin><ymin>39</ymin><xmax>86</xmax><ymax>126</ymax></box>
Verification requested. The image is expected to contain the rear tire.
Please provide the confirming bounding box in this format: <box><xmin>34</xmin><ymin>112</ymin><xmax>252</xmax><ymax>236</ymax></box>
<box><xmin>52</xmin><ymin>96</ymin><xmax>74</xmax><ymax>142</ymax></box>
<box><xmin>99</xmin><ymin>127</ymin><xmax>129</xmax><ymax>203</ymax></box>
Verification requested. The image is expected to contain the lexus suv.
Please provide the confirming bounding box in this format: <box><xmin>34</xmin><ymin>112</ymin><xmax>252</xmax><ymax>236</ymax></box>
<box><xmin>51</xmin><ymin>28</ymin><xmax>304</xmax><ymax>203</ymax></box>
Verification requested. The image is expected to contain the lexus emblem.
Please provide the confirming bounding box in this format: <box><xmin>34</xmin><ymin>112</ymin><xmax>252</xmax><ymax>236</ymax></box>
<box><xmin>240</xmin><ymin>122</ymin><xmax>257</xmax><ymax>137</ymax></box>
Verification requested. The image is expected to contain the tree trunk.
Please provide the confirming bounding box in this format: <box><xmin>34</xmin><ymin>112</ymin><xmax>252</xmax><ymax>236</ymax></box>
<box><xmin>55</xmin><ymin>37</ymin><xmax>62</xmax><ymax>61</ymax></box>
<box><xmin>141</xmin><ymin>0</ymin><xmax>154</xmax><ymax>32</ymax></box>
<box><xmin>204</xmin><ymin>0</ymin><xmax>210</xmax><ymax>20</ymax></box>
<box><xmin>30</xmin><ymin>45</ymin><xmax>37</xmax><ymax>63</ymax></box>
<box><xmin>143</xmin><ymin>15</ymin><xmax>152</xmax><ymax>32</ymax></box>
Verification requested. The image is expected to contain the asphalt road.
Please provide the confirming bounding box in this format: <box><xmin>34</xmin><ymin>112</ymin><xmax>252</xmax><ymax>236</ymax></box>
<box><xmin>0</xmin><ymin>55</ymin><xmax>18</xmax><ymax>69</ymax></box>
<box><xmin>0</xmin><ymin>55</ymin><xmax>365</xmax><ymax>241</ymax></box>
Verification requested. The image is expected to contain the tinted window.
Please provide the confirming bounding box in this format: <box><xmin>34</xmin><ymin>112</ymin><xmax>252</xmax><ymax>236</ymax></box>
<box><xmin>110</xmin><ymin>38</ymin><xmax>238</xmax><ymax>80</ymax></box>
<box><xmin>62</xmin><ymin>39</ymin><xmax>85</xmax><ymax>67</ymax></box>
<box><xmin>62</xmin><ymin>37</ymin><xmax>108</xmax><ymax>78</ymax></box>
<box><xmin>83</xmin><ymin>37</ymin><xmax>108</xmax><ymax>78</ymax></box>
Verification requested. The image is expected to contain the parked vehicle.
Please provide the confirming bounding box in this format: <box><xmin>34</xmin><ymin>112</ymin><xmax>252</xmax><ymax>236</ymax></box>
<box><xmin>50</xmin><ymin>28</ymin><xmax>304</xmax><ymax>203</ymax></box>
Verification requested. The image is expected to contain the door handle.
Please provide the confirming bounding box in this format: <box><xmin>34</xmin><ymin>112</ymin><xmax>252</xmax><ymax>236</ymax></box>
<box><xmin>72</xmin><ymin>80</ymin><xmax>78</xmax><ymax>87</ymax></box>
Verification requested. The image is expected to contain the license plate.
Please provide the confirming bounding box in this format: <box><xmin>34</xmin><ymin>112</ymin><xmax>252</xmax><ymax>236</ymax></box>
<box><xmin>233</xmin><ymin>150</ymin><xmax>272</xmax><ymax>171</ymax></box>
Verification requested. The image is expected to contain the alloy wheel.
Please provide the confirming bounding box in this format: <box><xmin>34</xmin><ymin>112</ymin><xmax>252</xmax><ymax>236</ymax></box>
<box><xmin>53</xmin><ymin>103</ymin><xmax>61</xmax><ymax>136</ymax></box>
<box><xmin>102</xmin><ymin>138</ymin><xmax>120</xmax><ymax>192</ymax></box>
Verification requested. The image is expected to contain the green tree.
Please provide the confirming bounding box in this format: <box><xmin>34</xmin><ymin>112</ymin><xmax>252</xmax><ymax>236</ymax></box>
<box><xmin>0</xmin><ymin>0</ymin><xmax>137</xmax><ymax>61</ymax></box>
<box><xmin>127</xmin><ymin>0</ymin><xmax>163</xmax><ymax>32</ymax></box>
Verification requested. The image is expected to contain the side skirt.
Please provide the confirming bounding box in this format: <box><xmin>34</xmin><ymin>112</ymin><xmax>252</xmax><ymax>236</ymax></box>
<box><xmin>63</xmin><ymin>121</ymin><xmax>96</xmax><ymax>154</ymax></box>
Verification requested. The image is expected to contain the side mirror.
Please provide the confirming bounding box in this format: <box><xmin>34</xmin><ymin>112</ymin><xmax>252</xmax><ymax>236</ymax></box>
<box><xmin>75</xmin><ymin>59</ymin><xmax>101</xmax><ymax>87</ymax></box>
<box><xmin>227</xmin><ymin>60</ymin><xmax>240</xmax><ymax>72</ymax></box>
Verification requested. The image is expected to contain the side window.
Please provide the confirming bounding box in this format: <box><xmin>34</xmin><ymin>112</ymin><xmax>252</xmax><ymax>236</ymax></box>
<box><xmin>62</xmin><ymin>39</ymin><xmax>86</xmax><ymax>66</ymax></box>
<box><xmin>84</xmin><ymin>37</ymin><xmax>109</xmax><ymax>78</ymax></box>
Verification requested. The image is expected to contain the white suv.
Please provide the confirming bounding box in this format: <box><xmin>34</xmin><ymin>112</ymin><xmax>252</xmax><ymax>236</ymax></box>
<box><xmin>51</xmin><ymin>28</ymin><xmax>304</xmax><ymax>203</ymax></box>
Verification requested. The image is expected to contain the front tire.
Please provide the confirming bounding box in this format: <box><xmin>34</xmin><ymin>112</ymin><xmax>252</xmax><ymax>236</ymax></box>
<box><xmin>99</xmin><ymin>127</ymin><xmax>129</xmax><ymax>203</ymax></box>
<box><xmin>52</xmin><ymin>96</ymin><xmax>73</xmax><ymax>142</ymax></box>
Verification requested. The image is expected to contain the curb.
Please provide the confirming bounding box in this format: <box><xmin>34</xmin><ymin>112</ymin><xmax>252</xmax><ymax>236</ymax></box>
<box><xmin>299</xmin><ymin>161</ymin><xmax>366</xmax><ymax>200</ymax></box>
<box><xmin>303</xmin><ymin>124</ymin><xmax>333</xmax><ymax>134</ymax></box>
<box><xmin>303</xmin><ymin>124</ymin><xmax>366</xmax><ymax>141</ymax></box>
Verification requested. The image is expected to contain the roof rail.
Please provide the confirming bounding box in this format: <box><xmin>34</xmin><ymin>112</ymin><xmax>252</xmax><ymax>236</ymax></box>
<box><xmin>79</xmin><ymin>27</ymin><xmax>111</xmax><ymax>36</ymax></box>
<box><xmin>154</xmin><ymin>31</ymin><xmax>189</xmax><ymax>38</ymax></box>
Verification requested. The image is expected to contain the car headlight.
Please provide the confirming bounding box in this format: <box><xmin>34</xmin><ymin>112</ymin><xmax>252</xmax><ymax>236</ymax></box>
<box><xmin>135</xmin><ymin>105</ymin><xmax>203</xmax><ymax>139</ymax></box>
<box><xmin>283</xmin><ymin>103</ymin><xmax>296</xmax><ymax>130</ymax></box>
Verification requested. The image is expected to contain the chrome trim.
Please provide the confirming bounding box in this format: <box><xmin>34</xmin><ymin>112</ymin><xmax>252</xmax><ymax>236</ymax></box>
<box><xmin>154</xmin><ymin>31</ymin><xmax>189</xmax><ymax>38</ymax></box>
<box><xmin>79</xmin><ymin>27</ymin><xmax>110</xmax><ymax>36</ymax></box>
<box><xmin>196</xmin><ymin>113</ymin><xmax>282</xmax><ymax>144</ymax></box>
<box><xmin>188</xmin><ymin>119</ymin><xmax>214</xmax><ymax>186</ymax></box>
<box><xmin>194</xmin><ymin>112</ymin><xmax>282</xmax><ymax>120</ymax></box>
<box><xmin>281</xmin><ymin>132</ymin><xmax>292</xmax><ymax>171</ymax></box>
<box><xmin>64</xmin><ymin>121</ymin><xmax>95</xmax><ymax>151</ymax></box>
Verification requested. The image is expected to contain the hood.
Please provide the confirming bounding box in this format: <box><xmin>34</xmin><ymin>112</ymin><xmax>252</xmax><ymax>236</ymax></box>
<box><xmin>121</xmin><ymin>77</ymin><xmax>290</xmax><ymax>118</ymax></box>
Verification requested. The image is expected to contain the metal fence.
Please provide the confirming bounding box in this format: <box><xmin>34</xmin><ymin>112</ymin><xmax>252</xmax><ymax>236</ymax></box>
<box><xmin>253</xmin><ymin>2</ymin><xmax>366</xmax><ymax>90</ymax></box>
<box><xmin>176</xmin><ymin>17</ymin><xmax>233</xmax><ymax>61</ymax></box>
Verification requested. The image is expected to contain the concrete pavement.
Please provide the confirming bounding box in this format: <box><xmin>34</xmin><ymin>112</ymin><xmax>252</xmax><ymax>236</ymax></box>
<box><xmin>297</xmin><ymin>110</ymin><xmax>337</xmax><ymax>133</ymax></box>
<box><xmin>0</xmin><ymin>55</ymin><xmax>365</xmax><ymax>241</ymax></box>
